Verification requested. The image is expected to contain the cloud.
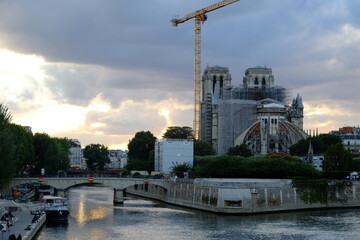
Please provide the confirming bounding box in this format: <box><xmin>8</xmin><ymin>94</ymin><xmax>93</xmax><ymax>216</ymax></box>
<box><xmin>0</xmin><ymin>0</ymin><xmax>359</xmax><ymax>149</ymax></box>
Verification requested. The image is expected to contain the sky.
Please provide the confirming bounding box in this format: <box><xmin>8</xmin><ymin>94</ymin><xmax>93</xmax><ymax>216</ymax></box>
<box><xmin>0</xmin><ymin>0</ymin><xmax>359</xmax><ymax>150</ymax></box>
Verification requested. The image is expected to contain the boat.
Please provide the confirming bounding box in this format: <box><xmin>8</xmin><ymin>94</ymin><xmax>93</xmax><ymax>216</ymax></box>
<box><xmin>41</xmin><ymin>195</ymin><xmax>69</xmax><ymax>220</ymax></box>
<box><xmin>38</xmin><ymin>184</ymin><xmax>55</xmax><ymax>196</ymax></box>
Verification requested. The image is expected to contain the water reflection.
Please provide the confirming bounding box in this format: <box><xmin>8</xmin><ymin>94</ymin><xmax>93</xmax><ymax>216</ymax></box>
<box><xmin>36</xmin><ymin>186</ymin><xmax>360</xmax><ymax>240</ymax></box>
<box><xmin>69</xmin><ymin>187</ymin><xmax>113</xmax><ymax>224</ymax></box>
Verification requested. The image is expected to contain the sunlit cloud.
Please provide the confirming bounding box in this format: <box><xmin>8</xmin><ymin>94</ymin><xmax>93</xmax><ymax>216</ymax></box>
<box><xmin>1</xmin><ymin>1</ymin><xmax>360</xmax><ymax>151</ymax></box>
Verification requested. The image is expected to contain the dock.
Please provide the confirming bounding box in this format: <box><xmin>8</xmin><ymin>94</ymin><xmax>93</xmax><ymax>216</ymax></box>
<box><xmin>1</xmin><ymin>200</ymin><xmax>45</xmax><ymax>240</ymax></box>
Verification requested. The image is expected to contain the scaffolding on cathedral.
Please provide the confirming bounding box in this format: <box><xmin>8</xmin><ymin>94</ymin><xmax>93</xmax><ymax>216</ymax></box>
<box><xmin>222</xmin><ymin>86</ymin><xmax>291</xmax><ymax>105</ymax></box>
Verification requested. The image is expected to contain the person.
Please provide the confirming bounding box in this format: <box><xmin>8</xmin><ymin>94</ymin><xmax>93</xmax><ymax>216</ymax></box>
<box><xmin>17</xmin><ymin>234</ymin><xmax>22</xmax><ymax>240</ymax></box>
<box><xmin>8</xmin><ymin>234</ymin><xmax>16</xmax><ymax>240</ymax></box>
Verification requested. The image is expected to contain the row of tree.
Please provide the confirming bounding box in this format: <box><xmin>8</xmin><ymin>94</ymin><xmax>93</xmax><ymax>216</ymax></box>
<box><xmin>126</xmin><ymin>125</ymin><xmax>356</xmax><ymax>179</ymax></box>
<box><xmin>0</xmin><ymin>104</ymin><xmax>71</xmax><ymax>188</ymax></box>
<box><xmin>126</xmin><ymin>126</ymin><xmax>215</xmax><ymax>173</ymax></box>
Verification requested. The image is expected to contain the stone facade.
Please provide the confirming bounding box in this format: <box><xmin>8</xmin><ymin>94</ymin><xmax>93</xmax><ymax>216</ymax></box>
<box><xmin>126</xmin><ymin>178</ymin><xmax>360</xmax><ymax>214</ymax></box>
<box><xmin>201</xmin><ymin>66</ymin><xmax>307</xmax><ymax>155</ymax></box>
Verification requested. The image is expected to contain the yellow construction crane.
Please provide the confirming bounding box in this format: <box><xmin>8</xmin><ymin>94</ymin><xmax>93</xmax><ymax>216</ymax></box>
<box><xmin>172</xmin><ymin>0</ymin><xmax>239</xmax><ymax>140</ymax></box>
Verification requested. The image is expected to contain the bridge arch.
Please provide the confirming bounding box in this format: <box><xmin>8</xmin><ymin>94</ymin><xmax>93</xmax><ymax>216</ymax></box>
<box><xmin>10</xmin><ymin>178</ymin><xmax>170</xmax><ymax>204</ymax></box>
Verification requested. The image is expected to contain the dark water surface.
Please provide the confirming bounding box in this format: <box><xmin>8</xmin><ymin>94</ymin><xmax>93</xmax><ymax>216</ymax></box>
<box><xmin>36</xmin><ymin>186</ymin><xmax>360</xmax><ymax>240</ymax></box>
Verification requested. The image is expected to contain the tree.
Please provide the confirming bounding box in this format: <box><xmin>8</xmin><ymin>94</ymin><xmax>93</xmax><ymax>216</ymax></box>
<box><xmin>127</xmin><ymin>131</ymin><xmax>156</xmax><ymax>173</ymax></box>
<box><xmin>0</xmin><ymin>104</ymin><xmax>16</xmax><ymax>187</ymax></box>
<box><xmin>0</xmin><ymin>103</ymin><xmax>12</xmax><ymax>127</ymax></box>
<box><xmin>83</xmin><ymin>144</ymin><xmax>110</xmax><ymax>170</ymax></box>
<box><xmin>352</xmin><ymin>157</ymin><xmax>360</xmax><ymax>171</ymax></box>
<box><xmin>7</xmin><ymin>124</ymin><xmax>35</xmax><ymax>175</ymax></box>
<box><xmin>53</xmin><ymin>137</ymin><xmax>71</xmax><ymax>172</ymax></box>
<box><xmin>33</xmin><ymin>133</ymin><xmax>71</xmax><ymax>175</ymax></box>
<box><xmin>290</xmin><ymin>134</ymin><xmax>342</xmax><ymax>156</ymax></box>
<box><xmin>172</xmin><ymin>162</ymin><xmax>192</xmax><ymax>172</ymax></box>
<box><xmin>128</xmin><ymin>131</ymin><xmax>156</xmax><ymax>161</ymax></box>
<box><xmin>194</xmin><ymin>140</ymin><xmax>215</xmax><ymax>156</ymax></box>
<box><xmin>227</xmin><ymin>144</ymin><xmax>253</xmax><ymax>157</ymax></box>
<box><xmin>0</xmin><ymin>126</ymin><xmax>16</xmax><ymax>187</ymax></box>
<box><xmin>163</xmin><ymin>126</ymin><xmax>194</xmax><ymax>139</ymax></box>
<box><xmin>323</xmin><ymin>143</ymin><xmax>352</xmax><ymax>171</ymax></box>
<box><xmin>194</xmin><ymin>155</ymin><xmax>320</xmax><ymax>179</ymax></box>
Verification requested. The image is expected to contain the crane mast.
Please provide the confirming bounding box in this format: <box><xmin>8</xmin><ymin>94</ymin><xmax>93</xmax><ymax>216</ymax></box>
<box><xmin>172</xmin><ymin>0</ymin><xmax>239</xmax><ymax>140</ymax></box>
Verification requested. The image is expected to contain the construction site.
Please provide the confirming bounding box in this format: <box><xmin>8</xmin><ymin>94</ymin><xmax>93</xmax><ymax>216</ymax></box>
<box><xmin>172</xmin><ymin>0</ymin><xmax>307</xmax><ymax>155</ymax></box>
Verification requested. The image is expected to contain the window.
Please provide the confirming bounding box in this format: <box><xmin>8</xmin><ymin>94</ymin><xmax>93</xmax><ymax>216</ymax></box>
<box><xmin>262</xmin><ymin>77</ymin><xmax>266</xmax><ymax>85</ymax></box>
<box><xmin>254</xmin><ymin>77</ymin><xmax>259</xmax><ymax>85</ymax></box>
<box><xmin>224</xmin><ymin>200</ymin><xmax>242</xmax><ymax>208</ymax></box>
<box><xmin>212</xmin><ymin>75</ymin><xmax>217</xmax><ymax>93</ymax></box>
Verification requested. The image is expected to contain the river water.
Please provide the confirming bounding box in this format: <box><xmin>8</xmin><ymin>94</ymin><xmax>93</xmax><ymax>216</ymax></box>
<box><xmin>36</xmin><ymin>186</ymin><xmax>360</xmax><ymax>240</ymax></box>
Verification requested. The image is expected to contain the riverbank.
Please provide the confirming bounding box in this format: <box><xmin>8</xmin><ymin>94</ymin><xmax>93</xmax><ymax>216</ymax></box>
<box><xmin>0</xmin><ymin>200</ymin><xmax>45</xmax><ymax>239</ymax></box>
<box><xmin>126</xmin><ymin>178</ymin><xmax>360</xmax><ymax>214</ymax></box>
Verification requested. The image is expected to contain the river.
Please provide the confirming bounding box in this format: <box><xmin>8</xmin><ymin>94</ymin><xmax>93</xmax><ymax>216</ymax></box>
<box><xmin>35</xmin><ymin>186</ymin><xmax>360</xmax><ymax>240</ymax></box>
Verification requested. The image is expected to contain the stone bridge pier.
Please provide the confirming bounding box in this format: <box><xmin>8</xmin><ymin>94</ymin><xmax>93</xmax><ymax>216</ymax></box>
<box><xmin>56</xmin><ymin>189</ymin><xmax>66</xmax><ymax>198</ymax></box>
<box><xmin>114</xmin><ymin>188</ymin><xmax>124</xmax><ymax>204</ymax></box>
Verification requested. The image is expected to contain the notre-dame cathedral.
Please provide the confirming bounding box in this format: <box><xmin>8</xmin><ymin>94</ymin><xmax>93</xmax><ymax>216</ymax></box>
<box><xmin>200</xmin><ymin>65</ymin><xmax>308</xmax><ymax>155</ymax></box>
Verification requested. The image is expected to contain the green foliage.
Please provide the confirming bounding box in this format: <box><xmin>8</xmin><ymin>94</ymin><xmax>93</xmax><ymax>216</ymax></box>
<box><xmin>162</xmin><ymin>126</ymin><xmax>194</xmax><ymax>139</ymax></box>
<box><xmin>0</xmin><ymin>105</ymin><xmax>36</xmax><ymax>187</ymax></box>
<box><xmin>128</xmin><ymin>131</ymin><xmax>156</xmax><ymax>161</ymax></box>
<box><xmin>292</xmin><ymin>179</ymin><xmax>329</xmax><ymax>204</ymax></box>
<box><xmin>0</xmin><ymin>126</ymin><xmax>16</xmax><ymax>187</ymax></box>
<box><xmin>0</xmin><ymin>103</ymin><xmax>71</xmax><ymax>187</ymax></box>
<box><xmin>194</xmin><ymin>140</ymin><xmax>215</xmax><ymax>156</ymax></box>
<box><xmin>323</xmin><ymin>143</ymin><xmax>352</xmax><ymax>171</ymax></box>
<box><xmin>172</xmin><ymin>162</ymin><xmax>192</xmax><ymax>172</ymax></box>
<box><xmin>0</xmin><ymin>103</ymin><xmax>12</xmax><ymax>127</ymax></box>
<box><xmin>127</xmin><ymin>131</ymin><xmax>156</xmax><ymax>173</ymax></box>
<box><xmin>33</xmin><ymin>133</ymin><xmax>71</xmax><ymax>175</ymax></box>
<box><xmin>290</xmin><ymin>134</ymin><xmax>342</xmax><ymax>156</ymax></box>
<box><xmin>194</xmin><ymin>155</ymin><xmax>321</xmax><ymax>179</ymax></box>
<box><xmin>133</xmin><ymin>172</ymin><xmax>142</xmax><ymax>177</ymax></box>
<box><xmin>126</xmin><ymin>159</ymin><xmax>150</xmax><ymax>172</ymax></box>
<box><xmin>351</xmin><ymin>157</ymin><xmax>360</xmax><ymax>171</ymax></box>
<box><xmin>322</xmin><ymin>171</ymin><xmax>350</xmax><ymax>180</ymax></box>
<box><xmin>265</xmin><ymin>152</ymin><xmax>298</xmax><ymax>161</ymax></box>
<box><xmin>292</xmin><ymin>179</ymin><xmax>352</xmax><ymax>204</ymax></box>
<box><xmin>53</xmin><ymin>137</ymin><xmax>71</xmax><ymax>172</ymax></box>
<box><xmin>7</xmin><ymin>124</ymin><xmax>35</xmax><ymax>174</ymax></box>
<box><xmin>83</xmin><ymin>144</ymin><xmax>110</xmax><ymax>170</ymax></box>
<box><xmin>227</xmin><ymin>144</ymin><xmax>253</xmax><ymax>157</ymax></box>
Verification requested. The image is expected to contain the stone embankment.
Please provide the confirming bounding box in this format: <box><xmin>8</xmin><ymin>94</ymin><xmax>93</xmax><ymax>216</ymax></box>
<box><xmin>126</xmin><ymin>178</ymin><xmax>360</xmax><ymax>214</ymax></box>
<box><xmin>1</xmin><ymin>200</ymin><xmax>45</xmax><ymax>239</ymax></box>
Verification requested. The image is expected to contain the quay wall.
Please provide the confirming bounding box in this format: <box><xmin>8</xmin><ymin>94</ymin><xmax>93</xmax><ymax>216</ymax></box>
<box><xmin>23</xmin><ymin>214</ymin><xmax>46</xmax><ymax>240</ymax></box>
<box><xmin>126</xmin><ymin>178</ymin><xmax>360</xmax><ymax>214</ymax></box>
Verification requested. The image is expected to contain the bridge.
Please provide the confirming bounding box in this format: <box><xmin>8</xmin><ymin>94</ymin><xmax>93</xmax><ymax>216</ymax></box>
<box><xmin>10</xmin><ymin>177</ymin><xmax>170</xmax><ymax>204</ymax></box>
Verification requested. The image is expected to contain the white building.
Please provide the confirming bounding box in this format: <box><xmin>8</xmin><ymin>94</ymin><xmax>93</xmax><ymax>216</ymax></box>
<box><xmin>69</xmin><ymin>139</ymin><xmax>86</xmax><ymax>169</ymax></box>
<box><xmin>154</xmin><ymin>139</ymin><xmax>194</xmax><ymax>172</ymax></box>
<box><xmin>107</xmin><ymin>150</ymin><xmax>128</xmax><ymax>169</ymax></box>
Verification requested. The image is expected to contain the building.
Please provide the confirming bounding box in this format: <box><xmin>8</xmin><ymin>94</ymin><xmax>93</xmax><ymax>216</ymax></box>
<box><xmin>201</xmin><ymin>65</ymin><xmax>308</xmax><ymax>155</ymax></box>
<box><xmin>330</xmin><ymin>126</ymin><xmax>360</xmax><ymax>156</ymax></box>
<box><xmin>107</xmin><ymin>150</ymin><xmax>128</xmax><ymax>169</ymax></box>
<box><xmin>69</xmin><ymin>139</ymin><xmax>86</xmax><ymax>169</ymax></box>
<box><xmin>154</xmin><ymin>139</ymin><xmax>193</xmax><ymax>172</ymax></box>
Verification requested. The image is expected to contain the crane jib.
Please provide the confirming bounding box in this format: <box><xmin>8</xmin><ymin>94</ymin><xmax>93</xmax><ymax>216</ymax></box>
<box><xmin>180</xmin><ymin>0</ymin><xmax>239</xmax><ymax>23</ymax></box>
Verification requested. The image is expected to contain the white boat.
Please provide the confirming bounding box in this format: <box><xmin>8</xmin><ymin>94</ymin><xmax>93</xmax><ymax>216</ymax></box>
<box><xmin>38</xmin><ymin>185</ymin><xmax>55</xmax><ymax>196</ymax></box>
<box><xmin>41</xmin><ymin>195</ymin><xmax>69</xmax><ymax>220</ymax></box>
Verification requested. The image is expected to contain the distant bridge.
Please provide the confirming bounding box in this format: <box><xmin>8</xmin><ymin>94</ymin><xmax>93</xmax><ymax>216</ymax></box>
<box><xmin>10</xmin><ymin>177</ymin><xmax>170</xmax><ymax>204</ymax></box>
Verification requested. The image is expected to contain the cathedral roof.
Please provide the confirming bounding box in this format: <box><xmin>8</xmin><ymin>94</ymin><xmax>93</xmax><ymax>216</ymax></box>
<box><xmin>263</xmin><ymin>103</ymin><xmax>285</xmax><ymax>108</ymax></box>
<box><xmin>259</xmin><ymin>98</ymin><xmax>282</xmax><ymax>105</ymax></box>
